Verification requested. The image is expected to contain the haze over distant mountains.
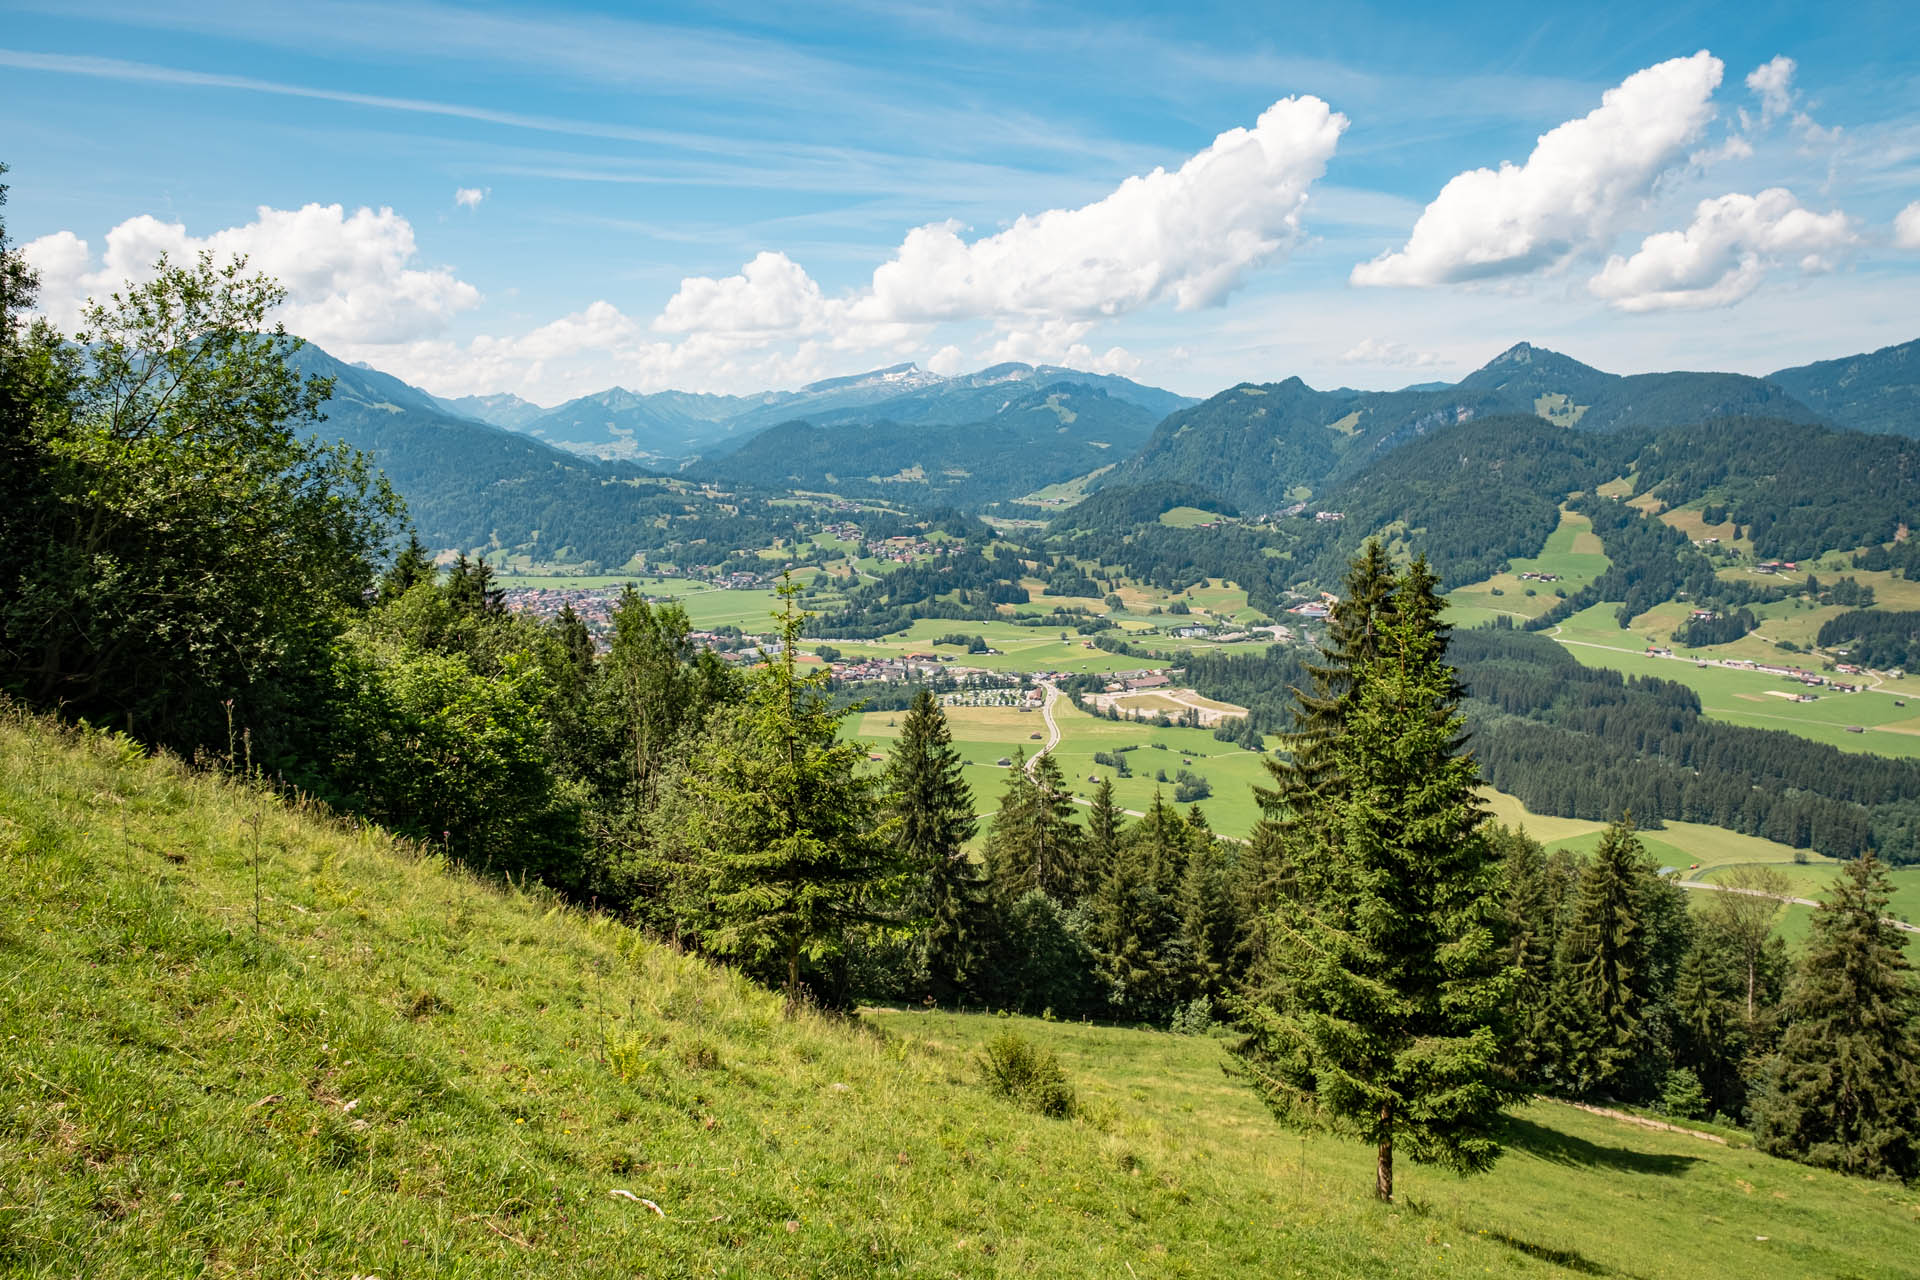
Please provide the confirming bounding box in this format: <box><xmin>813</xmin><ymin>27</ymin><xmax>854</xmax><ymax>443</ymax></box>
<box><xmin>287</xmin><ymin>333</ymin><xmax>1920</xmax><ymax>567</ymax></box>
<box><xmin>435</xmin><ymin>361</ymin><xmax>1198</xmax><ymax>468</ymax></box>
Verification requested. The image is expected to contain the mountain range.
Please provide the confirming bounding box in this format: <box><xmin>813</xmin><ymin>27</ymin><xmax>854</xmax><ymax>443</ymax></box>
<box><xmin>1108</xmin><ymin>341</ymin><xmax>1846</xmax><ymax>514</ymax></box>
<box><xmin>290</xmin><ymin>334</ymin><xmax>1919</xmax><ymax>566</ymax></box>
<box><xmin>443</xmin><ymin>361</ymin><xmax>1198</xmax><ymax>467</ymax></box>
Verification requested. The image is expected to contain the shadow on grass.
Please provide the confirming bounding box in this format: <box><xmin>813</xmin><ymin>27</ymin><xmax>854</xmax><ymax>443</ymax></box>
<box><xmin>1500</xmin><ymin>1114</ymin><xmax>1702</xmax><ymax>1177</ymax></box>
<box><xmin>1484</xmin><ymin>1230</ymin><xmax>1615</xmax><ymax>1276</ymax></box>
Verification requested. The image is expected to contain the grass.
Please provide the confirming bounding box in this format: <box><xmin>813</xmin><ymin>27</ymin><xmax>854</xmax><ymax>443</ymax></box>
<box><xmin>1545</xmin><ymin>603</ymin><xmax>1920</xmax><ymax>758</ymax></box>
<box><xmin>1449</xmin><ymin>510</ymin><xmax>1611</xmax><ymax>623</ymax></box>
<box><xmin>867</xmin><ymin>1012</ymin><xmax>1920</xmax><ymax>1280</ymax></box>
<box><xmin>846</xmin><ymin>700</ymin><xmax>1277</xmax><ymax>835</ymax></box>
<box><xmin>1007</xmin><ymin>465</ymin><xmax>1114</xmax><ymax>509</ymax></box>
<box><xmin>1157</xmin><ymin>506</ymin><xmax>1231</xmax><ymax>529</ymax></box>
<box><xmin>5</xmin><ymin>714</ymin><xmax>1920</xmax><ymax>1277</ymax></box>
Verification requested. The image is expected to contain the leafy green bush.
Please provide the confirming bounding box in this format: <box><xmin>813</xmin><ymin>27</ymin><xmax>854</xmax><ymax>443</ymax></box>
<box><xmin>979</xmin><ymin>1031</ymin><xmax>1076</xmax><ymax>1117</ymax></box>
<box><xmin>1172</xmin><ymin>769</ymin><xmax>1212</xmax><ymax>803</ymax></box>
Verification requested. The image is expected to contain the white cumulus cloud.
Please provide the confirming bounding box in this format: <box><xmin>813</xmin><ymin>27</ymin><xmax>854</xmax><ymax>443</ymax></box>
<box><xmin>655</xmin><ymin>94</ymin><xmax>1346</xmax><ymax>349</ymax></box>
<box><xmin>860</xmin><ymin>95</ymin><xmax>1347</xmax><ymax>323</ymax></box>
<box><xmin>23</xmin><ymin>203</ymin><xmax>480</xmax><ymax>345</ymax></box>
<box><xmin>654</xmin><ymin>250</ymin><xmax>833</xmax><ymax>337</ymax></box>
<box><xmin>1337</xmin><ymin>337</ymin><xmax>1440</xmax><ymax>368</ymax></box>
<box><xmin>26</xmin><ymin>97</ymin><xmax>1348</xmax><ymax>399</ymax></box>
<box><xmin>1745</xmin><ymin>56</ymin><xmax>1796</xmax><ymax>124</ymax></box>
<box><xmin>1587</xmin><ymin>188</ymin><xmax>1855</xmax><ymax>312</ymax></box>
<box><xmin>1353</xmin><ymin>51</ymin><xmax>1724</xmax><ymax>288</ymax></box>
<box><xmin>1894</xmin><ymin>201</ymin><xmax>1920</xmax><ymax>250</ymax></box>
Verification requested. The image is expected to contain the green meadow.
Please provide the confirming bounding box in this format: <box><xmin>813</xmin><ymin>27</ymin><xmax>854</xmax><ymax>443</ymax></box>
<box><xmin>1543</xmin><ymin>603</ymin><xmax>1920</xmax><ymax>758</ymax></box>
<box><xmin>1448</xmin><ymin>509</ymin><xmax>1611</xmax><ymax>623</ymax></box>
<box><xmin>5</xmin><ymin>713</ymin><xmax>1917</xmax><ymax>1279</ymax></box>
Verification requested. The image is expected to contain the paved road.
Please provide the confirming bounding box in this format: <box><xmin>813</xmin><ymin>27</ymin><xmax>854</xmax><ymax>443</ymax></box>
<box><xmin>1025</xmin><ymin>680</ymin><xmax>1063</xmax><ymax>777</ymax></box>
<box><xmin>1677</xmin><ymin>879</ymin><xmax>1920</xmax><ymax>934</ymax></box>
<box><xmin>1550</xmin><ymin>625</ymin><xmax>1911</xmax><ymax>703</ymax></box>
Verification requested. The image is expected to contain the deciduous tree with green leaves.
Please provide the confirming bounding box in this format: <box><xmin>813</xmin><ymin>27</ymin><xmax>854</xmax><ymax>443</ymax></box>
<box><xmin>1</xmin><ymin>249</ymin><xmax>400</xmax><ymax>751</ymax></box>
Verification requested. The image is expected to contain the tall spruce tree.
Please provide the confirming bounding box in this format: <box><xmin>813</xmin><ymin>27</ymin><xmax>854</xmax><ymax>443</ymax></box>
<box><xmin>683</xmin><ymin>577</ymin><xmax>898</xmax><ymax>1003</ymax></box>
<box><xmin>1252</xmin><ymin>538</ymin><xmax>1398</xmax><ymax>835</ymax></box>
<box><xmin>984</xmin><ymin>749</ymin><xmax>1083</xmax><ymax>904</ymax></box>
<box><xmin>1552</xmin><ymin>817</ymin><xmax>1658</xmax><ymax>1099</ymax></box>
<box><xmin>1232</xmin><ymin>561</ymin><xmax>1519</xmax><ymax>1201</ymax></box>
<box><xmin>1090</xmin><ymin>791</ymin><xmax>1189</xmax><ymax>1020</ymax></box>
<box><xmin>1495</xmin><ymin>824</ymin><xmax>1568</xmax><ymax>1089</ymax></box>
<box><xmin>378</xmin><ymin>533</ymin><xmax>436</xmax><ymax>604</ymax></box>
<box><xmin>1175</xmin><ymin>823</ymin><xmax>1235</xmax><ymax>1001</ymax></box>
<box><xmin>1755</xmin><ymin>853</ymin><xmax>1920</xmax><ymax>1181</ymax></box>
<box><xmin>886</xmin><ymin>689</ymin><xmax>983</xmax><ymax>1001</ymax></box>
<box><xmin>1082</xmin><ymin>777</ymin><xmax>1125</xmax><ymax>901</ymax></box>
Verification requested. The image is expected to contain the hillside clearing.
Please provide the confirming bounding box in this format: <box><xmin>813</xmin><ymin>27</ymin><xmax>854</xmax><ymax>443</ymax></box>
<box><xmin>4</xmin><ymin>714</ymin><xmax>1918</xmax><ymax>1278</ymax></box>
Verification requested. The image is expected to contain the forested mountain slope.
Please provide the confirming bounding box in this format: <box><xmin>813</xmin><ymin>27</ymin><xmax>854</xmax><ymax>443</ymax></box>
<box><xmin>288</xmin><ymin>344</ymin><xmax>795</xmax><ymax>569</ymax></box>
<box><xmin>1628</xmin><ymin>417</ymin><xmax>1920</xmax><ymax>560</ymax></box>
<box><xmin>1106</xmin><ymin>342</ymin><xmax>1821</xmax><ymax>513</ymax></box>
<box><xmin>1768</xmin><ymin>337</ymin><xmax>1920</xmax><ymax>437</ymax></box>
<box><xmin>722</xmin><ymin>361</ymin><xmax>1195</xmax><ymax>436</ymax></box>
<box><xmin>504</xmin><ymin>363</ymin><xmax>1193</xmax><ymax>465</ymax></box>
<box><xmin>1105</xmin><ymin>378</ymin><xmax>1509</xmax><ymax>513</ymax></box>
<box><xmin>689</xmin><ymin>384</ymin><xmax>1160</xmax><ymax>507</ymax></box>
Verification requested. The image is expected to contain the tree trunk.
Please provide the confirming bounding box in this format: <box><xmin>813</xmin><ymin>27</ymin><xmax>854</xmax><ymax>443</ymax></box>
<box><xmin>1375</xmin><ymin>1110</ymin><xmax>1394</xmax><ymax>1202</ymax></box>
<box><xmin>786</xmin><ymin>942</ymin><xmax>800</xmax><ymax>1012</ymax></box>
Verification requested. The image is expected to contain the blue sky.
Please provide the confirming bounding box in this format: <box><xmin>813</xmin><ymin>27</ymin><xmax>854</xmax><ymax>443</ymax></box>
<box><xmin>3</xmin><ymin>0</ymin><xmax>1916</xmax><ymax>402</ymax></box>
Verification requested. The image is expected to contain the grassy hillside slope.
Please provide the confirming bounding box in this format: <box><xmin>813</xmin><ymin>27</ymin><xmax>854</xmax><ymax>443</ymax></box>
<box><xmin>3</xmin><ymin>713</ymin><xmax>1917</xmax><ymax>1277</ymax></box>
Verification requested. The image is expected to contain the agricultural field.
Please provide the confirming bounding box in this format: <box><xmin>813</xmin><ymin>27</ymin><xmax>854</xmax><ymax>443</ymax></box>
<box><xmin>821</xmin><ymin>624</ymin><xmax>1145</xmax><ymax>675</ymax></box>
<box><xmin>1006</xmin><ymin>465</ymin><xmax>1113</xmax><ymax>509</ymax></box>
<box><xmin>1447</xmin><ymin>509</ymin><xmax>1610</xmax><ymax>622</ymax></box>
<box><xmin>846</xmin><ymin>698</ymin><xmax>1278</xmax><ymax>836</ymax></box>
<box><xmin>1544</xmin><ymin>604</ymin><xmax>1920</xmax><ymax>757</ymax></box>
<box><xmin>1695</xmin><ymin>860</ymin><xmax>1920</xmax><ymax>955</ymax></box>
<box><xmin>1157</xmin><ymin>505</ymin><xmax>1233</xmax><ymax>528</ymax></box>
<box><xmin>1478</xmin><ymin>789</ymin><xmax>1920</xmax><ymax>955</ymax></box>
<box><xmin>1657</xmin><ymin>503</ymin><xmax>1744</xmax><ymax>550</ymax></box>
<box><xmin>1479</xmin><ymin>789</ymin><xmax>1843</xmax><ymax>877</ymax></box>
